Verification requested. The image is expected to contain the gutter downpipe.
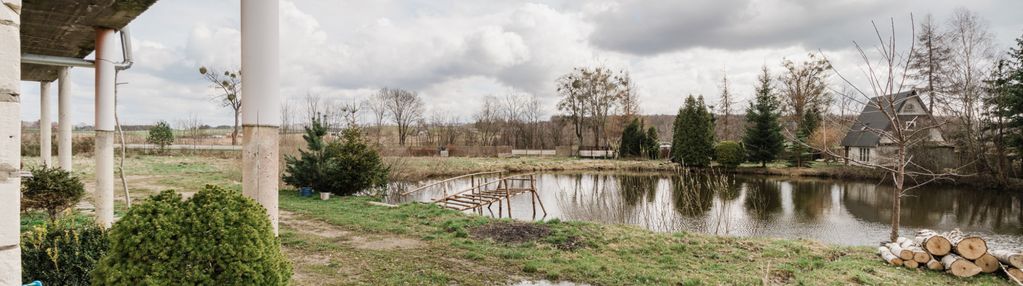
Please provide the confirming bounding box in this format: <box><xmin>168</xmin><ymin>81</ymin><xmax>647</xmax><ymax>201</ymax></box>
<box><xmin>20</xmin><ymin>27</ymin><xmax>134</xmax><ymax>70</ymax></box>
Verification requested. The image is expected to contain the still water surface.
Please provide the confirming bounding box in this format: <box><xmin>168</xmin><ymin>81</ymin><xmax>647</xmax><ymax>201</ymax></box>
<box><xmin>389</xmin><ymin>172</ymin><xmax>1023</xmax><ymax>249</ymax></box>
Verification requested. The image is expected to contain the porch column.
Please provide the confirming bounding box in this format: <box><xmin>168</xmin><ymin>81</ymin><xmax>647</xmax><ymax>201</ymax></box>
<box><xmin>0</xmin><ymin>0</ymin><xmax>23</xmax><ymax>284</ymax></box>
<box><xmin>241</xmin><ymin>0</ymin><xmax>281</xmax><ymax>234</ymax></box>
<box><xmin>57</xmin><ymin>67</ymin><xmax>71</xmax><ymax>170</ymax></box>
<box><xmin>39</xmin><ymin>81</ymin><xmax>51</xmax><ymax>166</ymax></box>
<box><xmin>94</xmin><ymin>28</ymin><xmax>116</xmax><ymax>228</ymax></box>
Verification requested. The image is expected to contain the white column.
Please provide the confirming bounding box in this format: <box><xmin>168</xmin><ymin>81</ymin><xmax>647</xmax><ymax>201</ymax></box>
<box><xmin>241</xmin><ymin>0</ymin><xmax>281</xmax><ymax>234</ymax></box>
<box><xmin>94</xmin><ymin>28</ymin><xmax>116</xmax><ymax>228</ymax></box>
<box><xmin>57</xmin><ymin>67</ymin><xmax>72</xmax><ymax>171</ymax></box>
<box><xmin>39</xmin><ymin>81</ymin><xmax>52</xmax><ymax>167</ymax></box>
<box><xmin>0</xmin><ymin>0</ymin><xmax>22</xmax><ymax>284</ymax></box>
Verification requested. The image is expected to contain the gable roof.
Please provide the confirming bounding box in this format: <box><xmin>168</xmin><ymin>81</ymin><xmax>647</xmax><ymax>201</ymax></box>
<box><xmin>840</xmin><ymin>90</ymin><xmax>923</xmax><ymax>147</ymax></box>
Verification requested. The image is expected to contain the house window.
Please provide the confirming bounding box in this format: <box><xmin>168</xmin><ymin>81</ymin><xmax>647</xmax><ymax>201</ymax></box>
<box><xmin>905</xmin><ymin>121</ymin><xmax>916</xmax><ymax>130</ymax></box>
<box><xmin>859</xmin><ymin>148</ymin><xmax>871</xmax><ymax>162</ymax></box>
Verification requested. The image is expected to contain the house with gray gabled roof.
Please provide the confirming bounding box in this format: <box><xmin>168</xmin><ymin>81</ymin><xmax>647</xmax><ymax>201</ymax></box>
<box><xmin>840</xmin><ymin>90</ymin><xmax>948</xmax><ymax>166</ymax></box>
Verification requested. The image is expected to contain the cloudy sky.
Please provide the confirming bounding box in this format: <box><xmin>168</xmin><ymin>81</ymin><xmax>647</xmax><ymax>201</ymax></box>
<box><xmin>17</xmin><ymin>0</ymin><xmax>1023</xmax><ymax>126</ymax></box>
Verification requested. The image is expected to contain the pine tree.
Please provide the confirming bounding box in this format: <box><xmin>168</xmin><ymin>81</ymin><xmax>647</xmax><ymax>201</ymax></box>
<box><xmin>644</xmin><ymin>126</ymin><xmax>660</xmax><ymax>159</ymax></box>
<box><xmin>618</xmin><ymin>118</ymin><xmax>644</xmax><ymax>158</ymax></box>
<box><xmin>986</xmin><ymin>33</ymin><xmax>1023</xmax><ymax>153</ymax></box>
<box><xmin>283</xmin><ymin>116</ymin><xmax>329</xmax><ymax>191</ymax></box>
<box><xmin>789</xmin><ymin>107</ymin><xmax>820</xmax><ymax>167</ymax></box>
<box><xmin>671</xmin><ymin>95</ymin><xmax>715</xmax><ymax>167</ymax></box>
<box><xmin>909</xmin><ymin>14</ymin><xmax>953</xmax><ymax>110</ymax></box>
<box><xmin>743</xmin><ymin>67</ymin><xmax>785</xmax><ymax>167</ymax></box>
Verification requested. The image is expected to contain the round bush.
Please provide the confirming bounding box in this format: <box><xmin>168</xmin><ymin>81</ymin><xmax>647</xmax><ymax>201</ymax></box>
<box><xmin>22</xmin><ymin>167</ymin><xmax>85</xmax><ymax>221</ymax></box>
<box><xmin>21</xmin><ymin>219</ymin><xmax>108</xmax><ymax>286</ymax></box>
<box><xmin>715</xmin><ymin>141</ymin><xmax>746</xmax><ymax>168</ymax></box>
<box><xmin>92</xmin><ymin>186</ymin><xmax>291</xmax><ymax>285</ymax></box>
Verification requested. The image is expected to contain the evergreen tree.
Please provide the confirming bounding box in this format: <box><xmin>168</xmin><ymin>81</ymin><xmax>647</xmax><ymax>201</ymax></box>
<box><xmin>743</xmin><ymin>67</ymin><xmax>785</xmax><ymax>167</ymax></box>
<box><xmin>619</xmin><ymin>118</ymin><xmax>644</xmax><ymax>158</ymax></box>
<box><xmin>671</xmin><ymin>95</ymin><xmax>715</xmax><ymax>167</ymax></box>
<box><xmin>788</xmin><ymin>107</ymin><xmax>820</xmax><ymax>167</ymax></box>
<box><xmin>146</xmin><ymin>121</ymin><xmax>174</xmax><ymax>152</ymax></box>
<box><xmin>986</xmin><ymin>33</ymin><xmax>1023</xmax><ymax>153</ymax></box>
<box><xmin>644</xmin><ymin>126</ymin><xmax>660</xmax><ymax>159</ymax></box>
<box><xmin>283</xmin><ymin>116</ymin><xmax>329</xmax><ymax>192</ymax></box>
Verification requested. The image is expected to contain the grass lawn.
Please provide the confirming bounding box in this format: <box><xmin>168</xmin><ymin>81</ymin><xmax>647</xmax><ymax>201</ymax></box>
<box><xmin>279</xmin><ymin>193</ymin><xmax>1011</xmax><ymax>285</ymax></box>
<box><xmin>18</xmin><ymin>154</ymin><xmax>1011</xmax><ymax>285</ymax></box>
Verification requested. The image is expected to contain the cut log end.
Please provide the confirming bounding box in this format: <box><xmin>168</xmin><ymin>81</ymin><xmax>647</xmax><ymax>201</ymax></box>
<box><xmin>941</xmin><ymin>254</ymin><xmax>982</xmax><ymax>278</ymax></box>
<box><xmin>912</xmin><ymin>249</ymin><xmax>930</xmax><ymax>263</ymax></box>
<box><xmin>946</xmin><ymin>231</ymin><xmax>988</xmax><ymax>260</ymax></box>
<box><xmin>926</xmin><ymin>259</ymin><xmax>944</xmax><ymax>271</ymax></box>
<box><xmin>903</xmin><ymin>259</ymin><xmax>919</xmax><ymax>269</ymax></box>
<box><xmin>991</xmin><ymin>249</ymin><xmax>1023</xmax><ymax>269</ymax></box>
<box><xmin>922</xmin><ymin>236</ymin><xmax>952</xmax><ymax>256</ymax></box>
<box><xmin>975</xmin><ymin>253</ymin><xmax>1000</xmax><ymax>273</ymax></box>
<box><xmin>1007</xmin><ymin>267</ymin><xmax>1023</xmax><ymax>284</ymax></box>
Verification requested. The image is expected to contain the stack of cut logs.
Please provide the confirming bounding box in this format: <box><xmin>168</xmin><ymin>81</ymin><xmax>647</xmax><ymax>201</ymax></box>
<box><xmin>878</xmin><ymin>229</ymin><xmax>1023</xmax><ymax>283</ymax></box>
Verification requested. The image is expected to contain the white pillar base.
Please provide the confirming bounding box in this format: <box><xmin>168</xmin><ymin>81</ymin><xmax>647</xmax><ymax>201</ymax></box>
<box><xmin>242</xmin><ymin>126</ymin><xmax>280</xmax><ymax>234</ymax></box>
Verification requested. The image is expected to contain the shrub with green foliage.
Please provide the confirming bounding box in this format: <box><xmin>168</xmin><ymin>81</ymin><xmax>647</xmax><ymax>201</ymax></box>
<box><xmin>22</xmin><ymin>167</ymin><xmax>85</xmax><ymax>221</ymax></box>
<box><xmin>715</xmin><ymin>141</ymin><xmax>745</xmax><ymax>168</ymax></box>
<box><xmin>21</xmin><ymin>219</ymin><xmax>108</xmax><ymax>286</ymax></box>
<box><xmin>644</xmin><ymin>126</ymin><xmax>660</xmax><ymax>159</ymax></box>
<box><xmin>146</xmin><ymin>120</ymin><xmax>175</xmax><ymax>152</ymax></box>
<box><xmin>620</xmin><ymin>118</ymin><xmax>660</xmax><ymax>159</ymax></box>
<box><xmin>92</xmin><ymin>186</ymin><xmax>291</xmax><ymax>285</ymax></box>
<box><xmin>284</xmin><ymin>116</ymin><xmax>389</xmax><ymax>196</ymax></box>
<box><xmin>671</xmin><ymin>95</ymin><xmax>715</xmax><ymax>167</ymax></box>
<box><xmin>788</xmin><ymin>107</ymin><xmax>821</xmax><ymax>167</ymax></box>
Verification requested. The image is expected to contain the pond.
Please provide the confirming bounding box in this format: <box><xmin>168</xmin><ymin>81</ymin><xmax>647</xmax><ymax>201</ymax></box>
<box><xmin>388</xmin><ymin>171</ymin><xmax>1023</xmax><ymax>249</ymax></box>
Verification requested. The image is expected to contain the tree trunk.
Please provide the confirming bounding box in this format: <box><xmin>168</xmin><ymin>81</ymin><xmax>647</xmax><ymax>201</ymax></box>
<box><xmin>232</xmin><ymin>110</ymin><xmax>240</xmax><ymax>145</ymax></box>
<box><xmin>991</xmin><ymin>249</ymin><xmax>1023</xmax><ymax>269</ymax></box>
<box><xmin>914</xmin><ymin>229</ymin><xmax>951</xmax><ymax>256</ymax></box>
<box><xmin>940</xmin><ymin>254</ymin><xmax>982</xmax><ymax>278</ymax></box>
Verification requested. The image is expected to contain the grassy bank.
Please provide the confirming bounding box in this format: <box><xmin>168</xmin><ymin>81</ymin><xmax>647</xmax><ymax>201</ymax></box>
<box><xmin>279</xmin><ymin>193</ymin><xmax>1010</xmax><ymax>285</ymax></box>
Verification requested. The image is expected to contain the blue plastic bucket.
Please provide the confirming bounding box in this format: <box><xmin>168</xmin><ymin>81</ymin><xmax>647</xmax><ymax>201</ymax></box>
<box><xmin>299</xmin><ymin>187</ymin><xmax>314</xmax><ymax>197</ymax></box>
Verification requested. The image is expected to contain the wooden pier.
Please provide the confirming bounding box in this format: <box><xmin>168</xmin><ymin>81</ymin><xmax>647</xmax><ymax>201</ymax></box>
<box><xmin>401</xmin><ymin>172</ymin><xmax>546</xmax><ymax>219</ymax></box>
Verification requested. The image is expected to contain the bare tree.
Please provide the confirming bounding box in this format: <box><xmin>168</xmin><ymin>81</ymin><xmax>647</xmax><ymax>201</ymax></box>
<box><xmin>816</xmin><ymin>16</ymin><xmax>960</xmax><ymax>242</ymax></box>
<box><xmin>381</xmin><ymin>88</ymin><xmax>423</xmax><ymax>146</ymax></box>
<box><xmin>303</xmin><ymin>92</ymin><xmax>322</xmax><ymax>124</ymax></box>
<box><xmin>198</xmin><ymin>66</ymin><xmax>241</xmax><ymax>145</ymax></box>
<box><xmin>940</xmin><ymin>8</ymin><xmax>996</xmax><ymax>175</ymax></box>
<box><xmin>364</xmin><ymin>91</ymin><xmax>389</xmax><ymax>143</ymax></box>
<box><xmin>473</xmin><ymin>96</ymin><xmax>501</xmax><ymax>146</ymax></box>
<box><xmin>555</xmin><ymin>66</ymin><xmax>630</xmax><ymax>149</ymax></box>
<box><xmin>779</xmin><ymin>54</ymin><xmax>833</xmax><ymax>123</ymax></box>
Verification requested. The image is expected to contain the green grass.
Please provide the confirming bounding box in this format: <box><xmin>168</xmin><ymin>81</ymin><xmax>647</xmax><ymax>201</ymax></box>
<box><xmin>279</xmin><ymin>192</ymin><xmax>1012</xmax><ymax>285</ymax></box>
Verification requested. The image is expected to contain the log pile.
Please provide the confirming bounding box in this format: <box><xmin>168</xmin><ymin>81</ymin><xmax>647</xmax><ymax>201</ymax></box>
<box><xmin>877</xmin><ymin>228</ymin><xmax>1023</xmax><ymax>283</ymax></box>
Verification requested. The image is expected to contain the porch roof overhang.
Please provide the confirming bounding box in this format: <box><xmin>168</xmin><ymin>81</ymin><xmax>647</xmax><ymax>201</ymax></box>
<box><xmin>20</xmin><ymin>0</ymin><xmax>158</xmax><ymax>82</ymax></box>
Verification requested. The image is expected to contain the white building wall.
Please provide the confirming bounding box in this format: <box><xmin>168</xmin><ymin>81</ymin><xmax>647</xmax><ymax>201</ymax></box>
<box><xmin>0</xmin><ymin>0</ymin><xmax>22</xmax><ymax>284</ymax></box>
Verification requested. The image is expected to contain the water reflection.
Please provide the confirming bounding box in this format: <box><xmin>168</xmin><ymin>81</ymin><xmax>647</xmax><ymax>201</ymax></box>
<box><xmin>389</xmin><ymin>172</ymin><xmax>1023</xmax><ymax>248</ymax></box>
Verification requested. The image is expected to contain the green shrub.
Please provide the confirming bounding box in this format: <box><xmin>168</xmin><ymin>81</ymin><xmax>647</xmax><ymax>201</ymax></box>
<box><xmin>146</xmin><ymin>121</ymin><xmax>175</xmax><ymax>152</ymax></box>
<box><xmin>92</xmin><ymin>186</ymin><xmax>291</xmax><ymax>285</ymax></box>
<box><xmin>715</xmin><ymin>141</ymin><xmax>746</xmax><ymax>168</ymax></box>
<box><xmin>619</xmin><ymin>118</ymin><xmax>660</xmax><ymax>159</ymax></box>
<box><xmin>21</xmin><ymin>219</ymin><xmax>108</xmax><ymax>286</ymax></box>
<box><xmin>284</xmin><ymin>116</ymin><xmax>389</xmax><ymax>196</ymax></box>
<box><xmin>22</xmin><ymin>167</ymin><xmax>85</xmax><ymax>221</ymax></box>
